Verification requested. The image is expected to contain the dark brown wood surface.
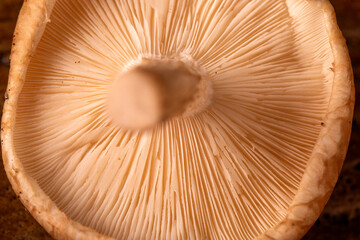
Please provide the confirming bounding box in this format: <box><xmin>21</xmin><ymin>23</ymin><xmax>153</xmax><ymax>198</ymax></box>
<box><xmin>0</xmin><ymin>1</ymin><xmax>359</xmax><ymax>239</ymax></box>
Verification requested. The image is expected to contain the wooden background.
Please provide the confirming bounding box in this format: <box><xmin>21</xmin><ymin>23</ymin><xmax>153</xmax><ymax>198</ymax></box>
<box><xmin>0</xmin><ymin>0</ymin><xmax>359</xmax><ymax>239</ymax></box>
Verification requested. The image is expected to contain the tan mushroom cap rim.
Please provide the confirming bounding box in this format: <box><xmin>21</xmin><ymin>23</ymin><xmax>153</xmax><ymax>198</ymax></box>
<box><xmin>1</xmin><ymin>0</ymin><xmax>354</xmax><ymax>240</ymax></box>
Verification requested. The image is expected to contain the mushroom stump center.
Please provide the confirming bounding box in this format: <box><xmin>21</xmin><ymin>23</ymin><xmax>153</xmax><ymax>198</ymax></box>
<box><xmin>108</xmin><ymin>58</ymin><xmax>212</xmax><ymax>130</ymax></box>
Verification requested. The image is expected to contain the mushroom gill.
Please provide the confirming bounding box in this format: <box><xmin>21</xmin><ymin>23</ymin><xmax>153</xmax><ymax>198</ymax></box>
<box><xmin>12</xmin><ymin>0</ymin><xmax>340</xmax><ymax>239</ymax></box>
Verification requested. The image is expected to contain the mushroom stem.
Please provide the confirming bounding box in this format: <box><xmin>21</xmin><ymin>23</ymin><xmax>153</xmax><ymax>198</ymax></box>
<box><xmin>108</xmin><ymin>58</ymin><xmax>209</xmax><ymax>130</ymax></box>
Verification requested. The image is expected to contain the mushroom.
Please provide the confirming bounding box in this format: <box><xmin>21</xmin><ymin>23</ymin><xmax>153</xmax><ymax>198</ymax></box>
<box><xmin>1</xmin><ymin>0</ymin><xmax>354</xmax><ymax>239</ymax></box>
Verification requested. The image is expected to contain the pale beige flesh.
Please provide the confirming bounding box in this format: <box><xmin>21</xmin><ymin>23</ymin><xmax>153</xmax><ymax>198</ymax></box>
<box><xmin>1</xmin><ymin>0</ymin><xmax>354</xmax><ymax>240</ymax></box>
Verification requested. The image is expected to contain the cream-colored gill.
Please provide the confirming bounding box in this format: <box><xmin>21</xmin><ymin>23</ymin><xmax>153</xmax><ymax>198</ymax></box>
<box><xmin>14</xmin><ymin>0</ymin><xmax>333</xmax><ymax>239</ymax></box>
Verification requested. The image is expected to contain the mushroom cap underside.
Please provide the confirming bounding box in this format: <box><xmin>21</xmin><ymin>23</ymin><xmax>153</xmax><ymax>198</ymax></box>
<box><xmin>1</xmin><ymin>0</ymin><xmax>354</xmax><ymax>239</ymax></box>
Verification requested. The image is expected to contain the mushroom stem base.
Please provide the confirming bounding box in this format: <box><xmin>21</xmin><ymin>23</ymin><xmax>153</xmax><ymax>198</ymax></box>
<box><xmin>108</xmin><ymin>58</ymin><xmax>211</xmax><ymax>130</ymax></box>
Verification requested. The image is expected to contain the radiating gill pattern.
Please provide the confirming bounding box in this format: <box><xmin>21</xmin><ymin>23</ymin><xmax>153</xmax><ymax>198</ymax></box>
<box><xmin>14</xmin><ymin>0</ymin><xmax>333</xmax><ymax>239</ymax></box>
